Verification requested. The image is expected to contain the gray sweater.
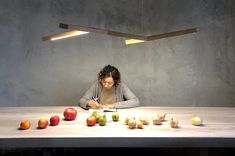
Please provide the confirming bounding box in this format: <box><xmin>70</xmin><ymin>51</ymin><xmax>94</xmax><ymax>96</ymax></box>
<box><xmin>79</xmin><ymin>80</ymin><xmax>140</xmax><ymax>109</ymax></box>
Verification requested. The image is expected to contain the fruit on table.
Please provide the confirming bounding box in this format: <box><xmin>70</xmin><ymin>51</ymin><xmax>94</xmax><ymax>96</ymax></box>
<box><xmin>50</xmin><ymin>115</ymin><xmax>60</xmax><ymax>126</ymax></box>
<box><xmin>98</xmin><ymin>113</ymin><xmax>107</xmax><ymax>126</ymax></box>
<box><xmin>158</xmin><ymin>113</ymin><xmax>167</xmax><ymax>121</ymax></box>
<box><xmin>124</xmin><ymin>117</ymin><xmax>131</xmax><ymax>125</ymax></box>
<box><xmin>63</xmin><ymin>107</ymin><xmax>77</xmax><ymax>120</ymax></box>
<box><xmin>95</xmin><ymin>114</ymin><xmax>101</xmax><ymax>123</ymax></box>
<box><xmin>112</xmin><ymin>112</ymin><xmax>119</xmax><ymax>121</ymax></box>
<box><xmin>20</xmin><ymin>119</ymin><xmax>31</xmax><ymax>130</ymax></box>
<box><xmin>128</xmin><ymin>119</ymin><xmax>136</xmax><ymax>129</ymax></box>
<box><xmin>139</xmin><ymin>116</ymin><xmax>149</xmax><ymax>125</ymax></box>
<box><xmin>91</xmin><ymin>110</ymin><xmax>100</xmax><ymax>123</ymax></box>
<box><xmin>191</xmin><ymin>115</ymin><xmax>203</xmax><ymax>126</ymax></box>
<box><xmin>91</xmin><ymin>110</ymin><xmax>98</xmax><ymax>117</ymax></box>
<box><xmin>86</xmin><ymin>116</ymin><xmax>97</xmax><ymax>126</ymax></box>
<box><xmin>152</xmin><ymin>116</ymin><xmax>162</xmax><ymax>125</ymax></box>
<box><xmin>169</xmin><ymin>118</ymin><xmax>178</xmax><ymax>128</ymax></box>
<box><xmin>38</xmin><ymin>118</ymin><xmax>48</xmax><ymax>129</ymax></box>
<box><xmin>136</xmin><ymin>120</ymin><xmax>143</xmax><ymax>129</ymax></box>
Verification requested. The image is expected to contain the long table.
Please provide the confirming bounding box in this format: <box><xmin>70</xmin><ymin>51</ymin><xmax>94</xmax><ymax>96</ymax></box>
<box><xmin>0</xmin><ymin>106</ymin><xmax>235</xmax><ymax>148</ymax></box>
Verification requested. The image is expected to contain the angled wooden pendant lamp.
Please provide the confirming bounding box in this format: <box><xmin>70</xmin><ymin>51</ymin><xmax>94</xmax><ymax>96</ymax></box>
<box><xmin>42</xmin><ymin>23</ymin><xmax>197</xmax><ymax>45</ymax></box>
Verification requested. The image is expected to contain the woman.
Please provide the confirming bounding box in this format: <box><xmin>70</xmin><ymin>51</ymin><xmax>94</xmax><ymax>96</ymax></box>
<box><xmin>79</xmin><ymin>65</ymin><xmax>140</xmax><ymax>109</ymax></box>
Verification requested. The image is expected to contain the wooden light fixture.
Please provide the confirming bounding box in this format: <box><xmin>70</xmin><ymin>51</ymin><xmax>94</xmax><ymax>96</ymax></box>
<box><xmin>42</xmin><ymin>23</ymin><xmax>197</xmax><ymax>45</ymax></box>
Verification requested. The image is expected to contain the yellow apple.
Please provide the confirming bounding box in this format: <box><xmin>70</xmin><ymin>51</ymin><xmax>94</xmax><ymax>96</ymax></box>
<box><xmin>169</xmin><ymin>118</ymin><xmax>178</xmax><ymax>128</ymax></box>
<box><xmin>192</xmin><ymin>115</ymin><xmax>203</xmax><ymax>126</ymax></box>
<box><xmin>112</xmin><ymin>112</ymin><xmax>119</xmax><ymax>121</ymax></box>
<box><xmin>38</xmin><ymin>118</ymin><xmax>48</xmax><ymax>129</ymax></box>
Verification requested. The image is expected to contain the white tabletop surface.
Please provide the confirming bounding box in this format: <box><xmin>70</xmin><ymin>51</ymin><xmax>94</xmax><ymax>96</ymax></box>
<box><xmin>0</xmin><ymin>106</ymin><xmax>235</xmax><ymax>148</ymax></box>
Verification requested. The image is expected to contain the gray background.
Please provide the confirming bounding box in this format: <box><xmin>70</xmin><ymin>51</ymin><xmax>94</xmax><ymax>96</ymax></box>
<box><xmin>0</xmin><ymin>0</ymin><xmax>234</xmax><ymax>107</ymax></box>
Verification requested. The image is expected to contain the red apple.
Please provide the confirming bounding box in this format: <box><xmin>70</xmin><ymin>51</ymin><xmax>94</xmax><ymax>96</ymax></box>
<box><xmin>86</xmin><ymin>116</ymin><xmax>96</xmax><ymax>126</ymax></box>
<box><xmin>38</xmin><ymin>118</ymin><xmax>48</xmax><ymax>129</ymax></box>
<box><xmin>63</xmin><ymin>108</ymin><xmax>77</xmax><ymax>120</ymax></box>
<box><xmin>50</xmin><ymin>115</ymin><xmax>60</xmax><ymax>126</ymax></box>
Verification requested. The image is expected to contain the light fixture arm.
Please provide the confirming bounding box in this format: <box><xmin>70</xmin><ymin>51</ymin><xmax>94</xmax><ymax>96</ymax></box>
<box><xmin>42</xmin><ymin>23</ymin><xmax>197</xmax><ymax>44</ymax></box>
<box><xmin>59</xmin><ymin>23</ymin><xmax>147</xmax><ymax>40</ymax></box>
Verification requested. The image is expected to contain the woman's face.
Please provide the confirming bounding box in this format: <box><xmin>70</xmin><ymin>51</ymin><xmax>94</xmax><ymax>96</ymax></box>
<box><xmin>102</xmin><ymin>76</ymin><xmax>114</xmax><ymax>90</ymax></box>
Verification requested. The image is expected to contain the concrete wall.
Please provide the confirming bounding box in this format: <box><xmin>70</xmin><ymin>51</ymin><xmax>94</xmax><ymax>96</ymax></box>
<box><xmin>0</xmin><ymin>0</ymin><xmax>235</xmax><ymax>107</ymax></box>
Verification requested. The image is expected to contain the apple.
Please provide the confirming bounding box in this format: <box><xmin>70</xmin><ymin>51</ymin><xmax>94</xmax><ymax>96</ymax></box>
<box><xmin>20</xmin><ymin>119</ymin><xmax>31</xmax><ymax>130</ymax></box>
<box><xmin>192</xmin><ymin>115</ymin><xmax>203</xmax><ymax>126</ymax></box>
<box><xmin>86</xmin><ymin>116</ymin><xmax>96</xmax><ymax>126</ymax></box>
<box><xmin>50</xmin><ymin>115</ymin><xmax>60</xmax><ymax>126</ymax></box>
<box><xmin>112</xmin><ymin>112</ymin><xmax>119</xmax><ymax>121</ymax></box>
<box><xmin>169</xmin><ymin>118</ymin><xmax>178</xmax><ymax>128</ymax></box>
<box><xmin>38</xmin><ymin>118</ymin><xmax>48</xmax><ymax>129</ymax></box>
<box><xmin>63</xmin><ymin>107</ymin><xmax>77</xmax><ymax>120</ymax></box>
<box><xmin>152</xmin><ymin>116</ymin><xmax>162</xmax><ymax>125</ymax></box>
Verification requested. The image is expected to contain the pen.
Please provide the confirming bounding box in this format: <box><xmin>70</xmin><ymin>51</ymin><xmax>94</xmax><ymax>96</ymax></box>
<box><xmin>92</xmin><ymin>97</ymin><xmax>99</xmax><ymax>102</ymax></box>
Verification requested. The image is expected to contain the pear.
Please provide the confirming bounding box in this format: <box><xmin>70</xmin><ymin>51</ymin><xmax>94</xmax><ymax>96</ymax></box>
<box><xmin>139</xmin><ymin>116</ymin><xmax>149</xmax><ymax>125</ymax></box>
<box><xmin>158</xmin><ymin>113</ymin><xmax>167</xmax><ymax>121</ymax></box>
<box><xmin>91</xmin><ymin>110</ymin><xmax>101</xmax><ymax>123</ymax></box>
<box><xmin>91</xmin><ymin>110</ymin><xmax>98</xmax><ymax>117</ymax></box>
<box><xmin>128</xmin><ymin>119</ymin><xmax>136</xmax><ymax>129</ymax></box>
<box><xmin>136</xmin><ymin>121</ymin><xmax>143</xmax><ymax>129</ymax></box>
<box><xmin>152</xmin><ymin>116</ymin><xmax>162</xmax><ymax>125</ymax></box>
<box><xmin>98</xmin><ymin>113</ymin><xmax>107</xmax><ymax>126</ymax></box>
<box><xmin>95</xmin><ymin>114</ymin><xmax>101</xmax><ymax>123</ymax></box>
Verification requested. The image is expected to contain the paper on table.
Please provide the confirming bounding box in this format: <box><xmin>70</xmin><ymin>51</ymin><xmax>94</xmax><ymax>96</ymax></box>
<box><xmin>88</xmin><ymin>108</ymin><xmax>117</xmax><ymax>113</ymax></box>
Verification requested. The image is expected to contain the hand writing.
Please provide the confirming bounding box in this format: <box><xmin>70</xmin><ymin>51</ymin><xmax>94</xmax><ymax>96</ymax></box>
<box><xmin>88</xmin><ymin>100</ymin><xmax>103</xmax><ymax>109</ymax></box>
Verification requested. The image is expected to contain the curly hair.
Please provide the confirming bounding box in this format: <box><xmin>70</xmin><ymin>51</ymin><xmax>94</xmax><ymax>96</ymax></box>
<box><xmin>98</xmin><ymin>65</ymin><xmax>121</xmax><ymax>86</ymax></box>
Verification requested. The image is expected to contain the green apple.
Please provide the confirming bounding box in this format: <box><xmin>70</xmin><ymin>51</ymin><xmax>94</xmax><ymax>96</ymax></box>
<box><xmin>112</xmin><ymin>112</ymin><xmax>119</xmax><ymax>121</ymax></box>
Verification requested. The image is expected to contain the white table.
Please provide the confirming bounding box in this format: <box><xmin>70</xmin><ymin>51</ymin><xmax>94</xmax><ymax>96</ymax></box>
<box><xmin>0</xmin><ymin>106</ymin><xmax>235</xmax><ymax>148</ymax></box>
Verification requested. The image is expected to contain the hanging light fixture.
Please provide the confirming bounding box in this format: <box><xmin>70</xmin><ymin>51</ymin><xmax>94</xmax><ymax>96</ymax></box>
<box><xmin>42</xmin><ymin>23</ymin><xmax>197</xmax><ymax>45</ymax></box>
<box><xmin>42</xmin><ymin>29</ymin><xmax>89</xmax><ymax>41</ymax></box>
<box><xmin>125</xmin><ymin>39</ymin><xmax>145</xmax><ymax>45</ymax></box>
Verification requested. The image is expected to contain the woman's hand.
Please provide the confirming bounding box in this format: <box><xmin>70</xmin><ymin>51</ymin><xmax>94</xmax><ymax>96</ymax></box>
<box><xmin>102</xmin><ymin>104</ymin><xmax>115</xmax><ymax>109</ymax></box>
<box><xmin>87</xmin><ymin>100</ymin><xmax>103</xmax><ymax>109</ymax></box>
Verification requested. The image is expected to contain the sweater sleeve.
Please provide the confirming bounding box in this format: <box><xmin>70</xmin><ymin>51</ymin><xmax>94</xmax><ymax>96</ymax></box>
<box><xmin>79</xmin><ymin>81</ymin><xmax>98</xmax><ymax>109</ymax></box>
<box><xmin>115</xmin><ymin>83</ymin><xmax>140</xmax><ymax>109</ymax></box>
